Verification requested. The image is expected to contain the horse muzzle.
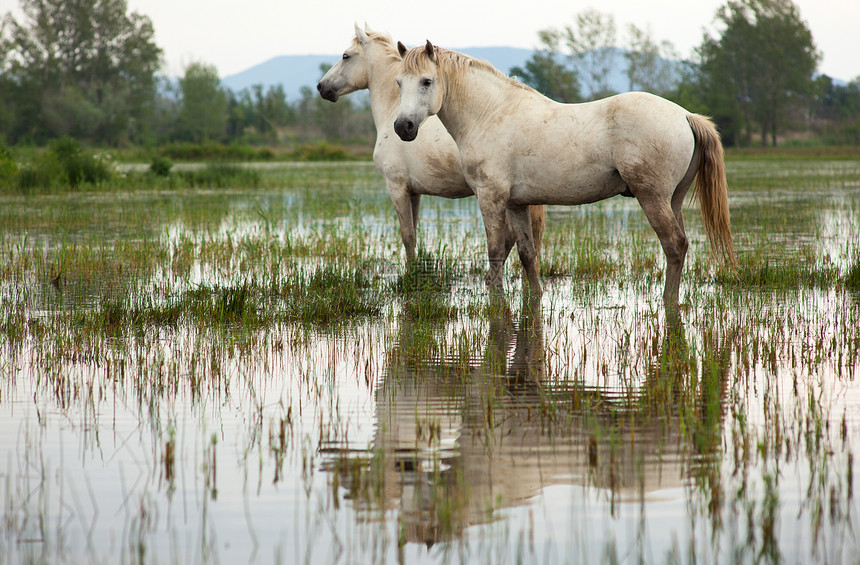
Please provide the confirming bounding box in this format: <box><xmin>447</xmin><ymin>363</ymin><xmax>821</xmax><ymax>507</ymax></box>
<box><xmin>394</xmin><ymin>117</ymin><xmax>418</xmax><ymax>142</ymax></box>
<box><xmin>316</xmin><ymin>81</ymin><xmax>338</xmax><ymax>102</ymax></box>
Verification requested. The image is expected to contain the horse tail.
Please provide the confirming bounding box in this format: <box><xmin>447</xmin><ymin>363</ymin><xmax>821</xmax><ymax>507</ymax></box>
<box><xmin>529</xmin><ymin>204</ymin><xmax>547</xmax><ymax>273</ymax></box>
<box><xmin>687</xmin><ymin>114</ymin><xmax>736</xmax><ymax>266</ymax></box>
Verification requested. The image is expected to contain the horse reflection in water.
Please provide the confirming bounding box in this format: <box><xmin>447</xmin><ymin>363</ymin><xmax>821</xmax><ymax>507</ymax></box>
<box><xmin>322</xmin><ymin>300</ymin><xmax>732</xmax><ymax>546</ymax></box>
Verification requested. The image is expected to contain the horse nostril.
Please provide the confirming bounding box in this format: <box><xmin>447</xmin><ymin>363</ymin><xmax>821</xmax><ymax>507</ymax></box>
<box><xmin>316</xmin><ymin>82</ymin><xmax>322</xmax><ymax>92</ymax></box>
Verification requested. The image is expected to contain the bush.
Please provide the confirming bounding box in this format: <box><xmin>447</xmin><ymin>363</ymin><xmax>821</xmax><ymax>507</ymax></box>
<box><xmin>16</xmin><ymin>153</ymin><xmax>66</xmax><ymax>191</ymax></box>
<box><xmin>291</xmin><ymin>142</ymin><xmax>349</xmax><ymax>161</ymax></box>
<box><xmin>48</xmin><ymin>137</ymin><xmax>114</xmax><ymax>188</ymax></box>
<box><xmin>0</xmin><ymin>145</ymin><xmax>18</xmax><ymax>189</ymax></box>
<box><xmin>157</xmin><ymin>141</ymin><xmax>275</xmax><ymax>161</ymax></box>
<box><xmin>149</xmin><ymin>155</ymin><xmax>173</xmax><ymax>176</ymax></box>
<box><xmin>12</xmin><ymin>138</ymin><xmax>114</xmax><ymax>191</ymax></box>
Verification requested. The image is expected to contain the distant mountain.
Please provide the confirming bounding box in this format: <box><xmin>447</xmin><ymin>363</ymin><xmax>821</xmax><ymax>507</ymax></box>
<box><xmin>222</xmin><ymin>54</ymin><xmax>336</xmax><ymax>101</ymax></box>
<box><xmin>221</xmin><ymin>47</ymin><xmax>633</xmax><ymax>102</ymax></box>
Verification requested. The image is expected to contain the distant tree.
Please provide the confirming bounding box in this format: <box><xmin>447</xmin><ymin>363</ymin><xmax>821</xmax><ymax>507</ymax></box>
<box><xmin>698</xmin><ymin>0</ymin><xmax>820</xmax><ymax>146</ymax></box>
<box><xmin>0</xmin><ymin>20</ymin><xmax>16</xmax><ymax>141</ymax></box>
<box><xmin>625</xmin><ymin>24</ymin><xmax>680</xmax><ymax>95</ymax></box>
<box><xmin>227</xmin><ymin>84</ymin><xmax>294</xmax><ymax>142</ymax></box>
<box><xmin>662</xmin><ymin>59</ymin><xmax>712</xmax><ymax>117</ymax></box>
<box><xmin>293</xmin><ymin>63</ymin><xmax>373</xmax><ymax>143</ymax></box>
<box><xmin>810</xmin><ymin>75</ymin><xmax>860</xmax><ymax>144</ymax></box>
<box><xmin>252</xmin><ymin>84</ymin><xmax>293</xmax><ymax>138</ymax></box>
<box><xmin>2</xmin><ymin>0</ymin><xmax>161</xmax><ymax>144</ymax></box>
<box><xmin>176</xmin><ymin>62</ymin><xmax>227</xmax><ymax>142</ymax></box>
<box><xmin>510</xmin><ymin>31</ymin><xmax>581</xmax><ymax>102</ymax></box>
<box><xmin>544</xmin><ymin>9</ymin><xmax>618</xmax><ymax>99</ymax></box>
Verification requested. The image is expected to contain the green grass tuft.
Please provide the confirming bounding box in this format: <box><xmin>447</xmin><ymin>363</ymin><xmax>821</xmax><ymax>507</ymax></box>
<box><xmin>845</xmin><ymin>257</ymin><xmax>860</xmax><ymax>291</ymax></box>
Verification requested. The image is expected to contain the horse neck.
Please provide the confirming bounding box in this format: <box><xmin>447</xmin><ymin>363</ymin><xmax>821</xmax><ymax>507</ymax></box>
<box><xmin>437</xmin><ymin>67</ymin><xmax>515</xmax><ymax>144</ymax></box>
<box><xmin>363</xmin><ymin>48</ymin><xmax>402</xmax><ymax>129</ymax></box>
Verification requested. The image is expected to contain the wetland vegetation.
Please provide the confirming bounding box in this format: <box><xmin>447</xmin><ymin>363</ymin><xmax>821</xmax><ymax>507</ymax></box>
<box><xmin>1</xmin><ymin>156</ymin><xmax>859</xmax><ymax>564</ymax></box>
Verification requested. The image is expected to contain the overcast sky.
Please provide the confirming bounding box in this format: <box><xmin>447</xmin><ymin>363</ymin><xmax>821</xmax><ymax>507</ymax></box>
<box><xmin>53</xmin><ymin>0</ymin><xmax>860</xmax><ymax>81</ymax></box>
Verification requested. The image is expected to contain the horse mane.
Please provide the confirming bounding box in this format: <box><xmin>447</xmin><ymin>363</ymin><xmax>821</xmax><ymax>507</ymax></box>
<box><xmin>352</xmin><ymin>29</ymin><xmax>401</xmax><ymax>61</ymax></box>
<box><xmin>401</xmin><ymin>44</ymin><xmax>538</xmax><ymax>96</ymax></box>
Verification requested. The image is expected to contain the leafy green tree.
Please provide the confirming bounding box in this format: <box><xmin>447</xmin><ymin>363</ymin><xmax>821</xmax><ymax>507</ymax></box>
<box><xmin>510</xmin><ymin>32</ymin><xmax>581</xmax><ymax>103</ymax></box>
<box><xmin>2</xmin><ymin>0</ymin><xmax>161</xmax><ymax>144</ymax></box>
<box><xmin>227</xmin><ymin>84</ymin><xmax>294</xmax><ymax>142</ymax></box>
<box><xmin>292</xmin><ymin>64</ymin><xmax>373</xmax><ymax>143</ymax></box>
<box><xmin>698</xmin><ymin>0</ymin><xmax>820</xmax><ymax>146</ymax></box>
<box><xmin>810</xmin><ymin>75</ymin><xmax>860</xmax><ymax>144</ymax></box>
<box><xmin>176</xmin><ymin>62</ymin><xmax>227</xmax><ymax>142</ymax></box>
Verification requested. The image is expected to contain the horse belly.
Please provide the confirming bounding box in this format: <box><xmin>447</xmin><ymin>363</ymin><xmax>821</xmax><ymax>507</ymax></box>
<box><xmin>510</xmin><ymin>165</ymin><xmax>625</xmax><ymax>206</ymax></box>
<box><xmin>409</xmin><ymin>150</ymin><xmax>472</xmax><ymax>197</ymax></box>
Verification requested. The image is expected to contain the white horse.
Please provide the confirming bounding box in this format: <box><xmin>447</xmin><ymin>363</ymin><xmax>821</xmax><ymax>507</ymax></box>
<box><xmin>394</xmin><ymin>41</ymin><xmax>735</xmax><ymax>304</ymax></box>
<box><xmin>317</xmin><ymin>26</ymin><xmax>546</xmax><ymax>267</ymax></box>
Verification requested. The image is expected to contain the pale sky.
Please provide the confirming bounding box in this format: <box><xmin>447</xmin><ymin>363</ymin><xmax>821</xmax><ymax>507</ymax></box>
<box><xmin>15</xmin><ymin>0</ymin><xmax>860</xmax><ymax>80</ymax></box>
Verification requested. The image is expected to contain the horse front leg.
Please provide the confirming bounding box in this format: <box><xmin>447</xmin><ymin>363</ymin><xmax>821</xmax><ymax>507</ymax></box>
<box><xmin>476</xmin><ymin>192</ymin><xmax>509</xmax><ymax>295</ymax></box>
<box><xmin>507</xmin><ymin>204</ymin><xmax>542</xmax><ymax>294</ymax></box>
<box><xmin>386</xmin><ymin>181</ymin><xmax>417</xmax><ymax>261</ymax></box>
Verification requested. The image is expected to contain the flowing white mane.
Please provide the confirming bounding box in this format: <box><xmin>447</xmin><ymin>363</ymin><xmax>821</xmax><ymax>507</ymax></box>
<box><xmin>401</xmin><ymin>44</ymin><xmax>538</xmax><ymax>96</ymax></box>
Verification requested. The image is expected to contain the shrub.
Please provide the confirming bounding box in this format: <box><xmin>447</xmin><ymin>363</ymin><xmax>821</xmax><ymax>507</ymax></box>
<box><xmin>0</xmin><ymin>145</ymin><xmax>18</xmax><ymax>189</ymax></box>
<box><xmin>149</xmin><ymin>155</ymin><xmax>173</xmax><ymax>176</ymax></box>
<box><xmin>157</xmin><ymin>141</ymin><xmax>275</xmax><ymax>161</ymax></box>
<box><xmin>16</xmin><ymin>153</ymin><xmax>66</xmax><ymax>191</ymax></box>
<box><xmin>291</xmin><ymin>142</ymin><xmax>349</xmax><ymax>161</ymax></box>
<box><xmin>48</xmin><ymin>136</ymin><xmax>114</xmax><ymax>187</ymax></box>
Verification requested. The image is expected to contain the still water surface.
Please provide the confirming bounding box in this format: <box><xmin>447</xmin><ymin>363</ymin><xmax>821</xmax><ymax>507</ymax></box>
<box><xmin>1</xmin><ymin>161</ymin><xmax>859</xmax><ymax>563</ymax></box>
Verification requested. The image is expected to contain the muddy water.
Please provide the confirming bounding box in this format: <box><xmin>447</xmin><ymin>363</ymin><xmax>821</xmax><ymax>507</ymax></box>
<box><xmin>1</xmin><ymin>161</ymin><xmax>859</xmax><ymax>564</ymax></box>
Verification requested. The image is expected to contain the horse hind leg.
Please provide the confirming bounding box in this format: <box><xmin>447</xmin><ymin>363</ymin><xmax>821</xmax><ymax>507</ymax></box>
<box><xmin>636</xmin><ymin>192</ymin><xmax>689</xmax><ymax>305</ymax></box>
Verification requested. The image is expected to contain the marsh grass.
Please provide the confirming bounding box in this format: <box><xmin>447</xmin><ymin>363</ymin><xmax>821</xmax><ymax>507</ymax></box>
<box><xmin>395</xmin><ymin>248</ymin><xmax>458</xmax><ymax>320</ymax></box>
<box><xmin>845</xmin><ymin>256</ymin><xmax>860</xmax><ymax>291</ymax></box>
<box><xmin>178</xmin><ymin>163</ymin><xmax>262</xmax><ymax>188</ymax></box>
<box><xmin>276</xmin><ymin>264</ymin><xmax>384</xmax><ymax>324</ymax></box>
<box><xmin>52</xmin><ymin>266</ymin><xmax>385</xmax><ymax>338</ymax></box>
<box><xmin>1</xmin><ymin>158</ymin><xmax>860</xmax><ymax>564</ymax></box>
<box><xmin>715</xmin><ymin>252</ymin><xmax>840</xmax><ymax>289</ymax></box>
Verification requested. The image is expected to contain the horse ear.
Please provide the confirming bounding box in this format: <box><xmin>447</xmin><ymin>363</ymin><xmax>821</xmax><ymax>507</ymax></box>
<box><xmin>424</xmin><ymin>40</ymin><xmax>436</xmax><ymax>63</ymax></box>
<box><xmin>354</xmin><ymin>22</ymin><xmax>369</xmax><ymax>44</ymax></box>
<box><xmin>397</xmin><ymin>41</ymin><xmax>408</xmax><ymax>58</ymax></box>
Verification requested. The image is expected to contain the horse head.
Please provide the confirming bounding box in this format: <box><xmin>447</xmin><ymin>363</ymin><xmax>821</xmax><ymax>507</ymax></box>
<box><xmin>317</xmin><ymin>23</ymin><xmax>374</xmax><ymax>102</ymax></box>
<box><xmin>394</xmin><ymin>41</ymin><xmax>443</xmax><ymax>142</ymax></box>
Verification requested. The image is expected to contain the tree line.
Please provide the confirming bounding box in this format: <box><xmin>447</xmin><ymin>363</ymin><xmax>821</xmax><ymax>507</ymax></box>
<box><xmin>1</xmin><ymin>0</ymin><xmax>858</xmax><ymax>150</ymax></box>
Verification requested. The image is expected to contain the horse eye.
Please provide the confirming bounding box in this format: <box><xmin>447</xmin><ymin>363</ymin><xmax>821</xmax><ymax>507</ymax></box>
<box><xmin>342</xmin><ymin>53</ymin><xmax>350</xmax><ymax>60</ymax></box>
<box><xmin>421</xmin><ymin>78</ymin><xmax>432</xmax><ymax>87</ymax></box>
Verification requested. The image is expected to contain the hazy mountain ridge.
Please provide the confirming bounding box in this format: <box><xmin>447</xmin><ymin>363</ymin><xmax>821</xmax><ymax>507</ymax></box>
<box><xmin>221</xmin><ymin>47</ymin><xmax>633</xmax><ymax>101</ymax></box>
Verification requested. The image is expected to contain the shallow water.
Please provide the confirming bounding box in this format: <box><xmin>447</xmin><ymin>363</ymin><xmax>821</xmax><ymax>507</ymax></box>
<box><xmin>1</xmin><ymin>161</ymin><xmax>859</xmax><ymax>564</ymax></box>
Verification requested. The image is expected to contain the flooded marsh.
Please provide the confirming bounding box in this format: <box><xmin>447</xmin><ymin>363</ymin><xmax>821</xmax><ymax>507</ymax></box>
<box><xmin>1</xmin><ymin>159</ymin><xmax>860</xmax><ymax>564</ymax></box>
